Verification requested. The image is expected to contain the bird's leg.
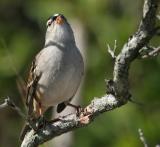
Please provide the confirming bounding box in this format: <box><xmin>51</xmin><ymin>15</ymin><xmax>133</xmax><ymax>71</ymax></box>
<box><xmin>67</xmin><ymin>103</ymin><xmax>83</xmax><ymax>116</ymax></box>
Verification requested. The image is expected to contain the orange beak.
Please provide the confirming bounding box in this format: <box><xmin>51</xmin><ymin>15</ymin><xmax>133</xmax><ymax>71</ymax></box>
<box><xmin>56</xmin><ymin>16</ymin><xmax>64</xmax><ymax>25</ymax></box>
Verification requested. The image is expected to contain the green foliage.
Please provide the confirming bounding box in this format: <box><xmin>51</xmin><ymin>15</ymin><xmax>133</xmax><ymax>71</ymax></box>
<box><xmin>0</xmin><ymin>0</ymin><xmax>159</xmax><ymax>146</ymax></box>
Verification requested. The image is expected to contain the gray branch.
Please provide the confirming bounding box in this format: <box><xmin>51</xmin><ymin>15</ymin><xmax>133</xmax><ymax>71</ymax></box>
<box><xmin>0</xmin><ymin>97</ymin><xmax>25</xmax><ymax>119</ymax></box>
<box><xmin>140</xmin><ymin>45</ymin><xmax>160</xmax><ymax>58</ymax></box>
<box><xmin>21</xmin><ymin>0</ymin><xmax>159</xmax><ymax>146</ymax></box>
<box><xmin>138</xmin><ymin>128</ymin><xmax>148</xmax><ymax>147</ymax></box>
<box><xmin>107</xmin><ymin>40</ymin><xmax>117</xmax><ymax>59</ymax></box>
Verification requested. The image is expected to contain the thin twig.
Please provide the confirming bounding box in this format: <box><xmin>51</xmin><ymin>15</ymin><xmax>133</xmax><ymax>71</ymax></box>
<box><xmin>107</xmin><ymin>40</ymin><xmax>117</xmax><ymax>59</ymax></box>
<box><xmin>0</xmin><ymin>97</ymin><xmax>26</xmax><ymax>119</ymax></box>
<box><xmin>141</xmin><ymin>46</ymin><xmax>160</xmax><ymax>58</ymax></box>
<box><xmin>138</xmin><ymin>128</ymin><xmax>148</xmax><ymax>147</ymax></box>
<box><xmin>0</xmin><ymin>99</ymin><xmax>8</xmax><ymax>109</ymax></box>
<box><xmin>113</xmin><ymin>40</ymin><xmax>117</xmax><ymax>53</ymax></box>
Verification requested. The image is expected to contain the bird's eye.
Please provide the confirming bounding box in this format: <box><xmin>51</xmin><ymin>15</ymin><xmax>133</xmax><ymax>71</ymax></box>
<box><xmin>46</xmin><ymin>19</ymin><xmax>52</xmax><ymax>27</ymax></box>
<box><xmin>48</xmin><ymin>21</ymin><xmax>52</xmax><ymax>26</ymax></box>
<box><xmin>46</xmin><ymin>15</ymin><xmax>58</xmax><ymax>27</ymax></box>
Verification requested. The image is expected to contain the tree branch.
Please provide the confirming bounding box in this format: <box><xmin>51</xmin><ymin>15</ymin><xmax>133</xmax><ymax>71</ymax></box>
<box><xmin>107</xmin><ymin>40</ymin><xmax>117</xmax><ymax>59</ymax></box>
<box><xmin>138</xmin><ymin>128</ymin><xmax>148</xmax><ymax>147</ymax></box>
<box><xmin>112</xmin><ymin>0</ymin><xmax>158</xmax><ymax>100</ymax></box>
<box><xmin>140</xmin><ymin>45</ymin><xmax>160</xmax><ymax>58</ymax></box>
<box><xmin>0</xmin><ymin>97</ymin><xmax>25</xmax><ymax>119</ymax></box>
<box><xmin>21</xmin><ymin>0</ymin><xmax>159</xmax><ymax>146</ymax></box>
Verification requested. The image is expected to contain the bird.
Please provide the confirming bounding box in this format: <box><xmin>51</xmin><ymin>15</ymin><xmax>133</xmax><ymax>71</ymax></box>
<box><xmin>20</xmin><ymin>13</ymin><xmax>84</xmax><ymax>140</ymax></box>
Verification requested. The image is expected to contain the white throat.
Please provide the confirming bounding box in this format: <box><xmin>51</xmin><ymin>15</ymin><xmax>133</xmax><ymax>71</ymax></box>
<box><xmin>45</xmin><ymin>23</ymin><xmax>75</xmax><ymax>47</ymax></box>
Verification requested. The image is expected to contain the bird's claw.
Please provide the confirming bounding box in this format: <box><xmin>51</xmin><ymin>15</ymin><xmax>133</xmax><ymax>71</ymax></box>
<box><xmin>67</xmin><ymin>103</ymin><xmax>83</xmax><ymax>116</ymax></box>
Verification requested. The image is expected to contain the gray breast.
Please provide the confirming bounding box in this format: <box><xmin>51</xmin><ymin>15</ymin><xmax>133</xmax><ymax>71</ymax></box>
<box><xmin>35</xmin><ymin>44</ymin><xmax>84</xmax><ymax>107</ymax></box>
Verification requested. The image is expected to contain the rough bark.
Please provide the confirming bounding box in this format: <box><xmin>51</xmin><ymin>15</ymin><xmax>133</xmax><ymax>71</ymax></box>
<box><xmin>21</xmin><ymin>0</ymin><xmax>159</xmax><ymax>146</ymax></box>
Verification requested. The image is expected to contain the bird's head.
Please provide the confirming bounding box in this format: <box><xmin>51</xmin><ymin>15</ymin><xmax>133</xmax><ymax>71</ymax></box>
<box><xmin>45</xmin><ymin>14</ymin><xmax>75</xmax><ymax>46</ymax></box>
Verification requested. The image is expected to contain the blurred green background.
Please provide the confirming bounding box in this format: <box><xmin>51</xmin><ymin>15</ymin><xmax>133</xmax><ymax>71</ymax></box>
<box><xmin>0</xmin><ymin>0</ymin><xmax>160</xmax><ymax>147</ymax></box>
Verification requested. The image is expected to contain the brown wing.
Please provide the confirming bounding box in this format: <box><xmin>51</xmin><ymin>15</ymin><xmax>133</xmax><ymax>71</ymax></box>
<box><xmin>26</xmin><ymin>58</ymin><xmax>37</xmax><ymax>115</ymax></box>
<box><xmin>26</xmin><ymin>54</ymin><xmax>42</xmax><ymax>116</ymax></box>
<box><xmin>26</xmin><ymin>48</ymin><xmax>47</xmax><ymax>117</ymax></box>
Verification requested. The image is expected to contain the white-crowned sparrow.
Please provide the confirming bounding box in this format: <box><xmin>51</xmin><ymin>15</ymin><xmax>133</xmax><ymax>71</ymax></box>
<box><xmin>27</xmin><ymin>14</ymin><xmax>84</xmax><ymax>117</ymax></box>
<box><xmin>20</xmin><ymin>14</ymin><xmax>84</xmax><ymax>140</ymax></box>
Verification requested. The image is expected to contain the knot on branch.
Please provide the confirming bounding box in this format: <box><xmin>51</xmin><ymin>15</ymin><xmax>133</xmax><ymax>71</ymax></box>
<box><xmin>105</xmin><ymin>79</ymin><xmax>131</xmax><ymax>103</ymax></box>
<box><xmin>105</xmin><ymin>79</ymin><xmax>116</xmax><ymax>95</ymax></box>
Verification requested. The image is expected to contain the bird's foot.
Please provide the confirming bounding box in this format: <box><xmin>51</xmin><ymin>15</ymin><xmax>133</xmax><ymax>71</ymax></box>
<box><xmin>67</xmin><ymin>103</ymin><xmax>83</xmax><ymax>116</ymax></box>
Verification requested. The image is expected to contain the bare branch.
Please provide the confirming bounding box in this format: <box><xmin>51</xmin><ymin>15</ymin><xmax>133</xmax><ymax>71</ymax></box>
<box><xmin>21</xmin><ymin>0</ymin><xmax>159</xmax><ymax>146</ymax></box>
<box><xmin>0</xmin><ymin>98</ymin><xmax>8</xmax><ymax>109</ymax></box>
<box><xmin>113</xmin><ymin>0</ymin><xmax>159</xmax><ymax>100</ymax></box>
<box><xmin>21</xmin><ymin>94</ymin><xmax>123</xmax><ymax>147</ymax></box>
<box><xmin>138</xmin><ymin>128</ymin><xmax>148</xmax><ymax>147</ymax></box>
<box><xmin>0</xmin><ymin>97</ymin><xmax>26</xmax><ymax>119</ymax></box>
<box><xmin>107</xmin><ymin>40</ymin><xmax>117</xmax><ymax>59</ymax></box>
<box><xmin>140</xmin><ymin>46</ymin><xmax>160</xmax><ymax>58</ymax></box>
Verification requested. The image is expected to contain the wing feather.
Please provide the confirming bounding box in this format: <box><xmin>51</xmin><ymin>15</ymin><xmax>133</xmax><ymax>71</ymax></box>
<box><xmin>26</xmin><ymin>52</ymin><xmax>42</xmax><ymax>116</ymax></box>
